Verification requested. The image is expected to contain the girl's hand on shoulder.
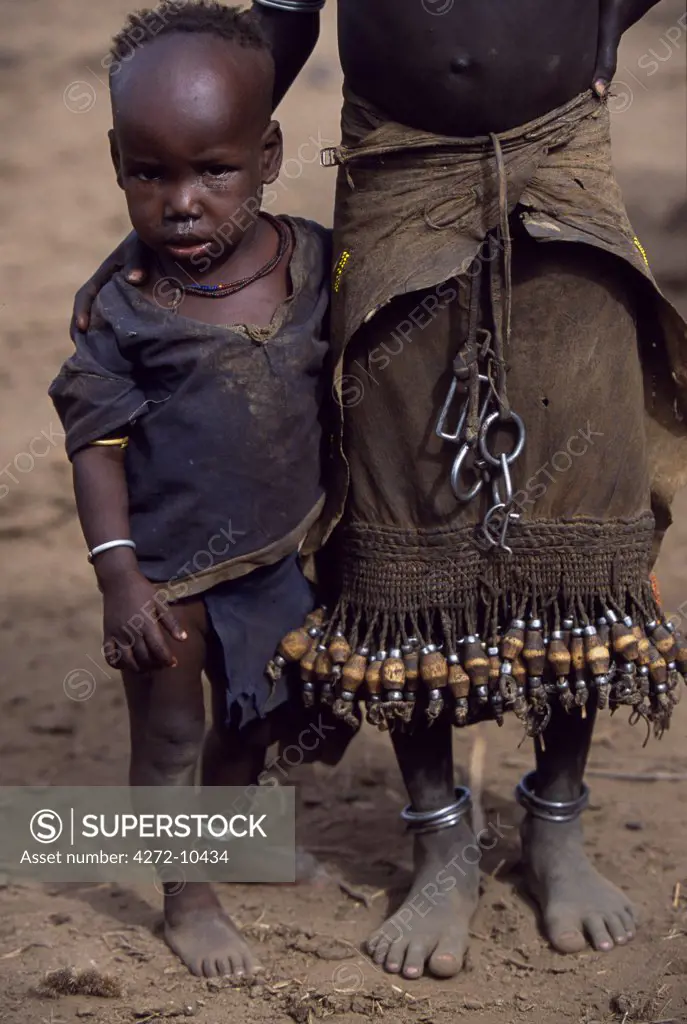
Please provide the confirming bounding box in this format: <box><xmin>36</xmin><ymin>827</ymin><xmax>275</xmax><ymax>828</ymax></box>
<box><xmin>101</xmin><ymin>568</ymin><xmax>187</xmax><ymax>674</ymax></box>
<box><xmin>72</xmin><ymin>232</ymin><xmax>150</xmax><ymax>336</ymax></box>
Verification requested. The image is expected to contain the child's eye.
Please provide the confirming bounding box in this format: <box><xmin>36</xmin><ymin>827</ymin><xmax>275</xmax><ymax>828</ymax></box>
<box><xmin>134</xmin><ymin>169</ymin><xmax>162</xmax><ymax>182</ymax></box>
<box><xmin>203</xmin><ymin>165</ymin><xmax>233</xmax><ymax>178</ymax></box>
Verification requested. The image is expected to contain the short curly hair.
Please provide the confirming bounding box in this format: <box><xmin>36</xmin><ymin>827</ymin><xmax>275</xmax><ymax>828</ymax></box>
<box><xmin>109</xmin><ymin>1</ymin><xmax>269</xmax><ymax>77</ymax></box>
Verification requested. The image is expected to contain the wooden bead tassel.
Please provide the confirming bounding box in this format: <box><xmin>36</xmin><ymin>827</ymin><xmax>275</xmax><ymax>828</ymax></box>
<box><xmin>548</xmin><ymin>631</ymin><xmax>573</xmax><ymax>711</ymax></box>
<box><xmin>448</xmin><ymin>654</ymin><xmax>470</xmax><ymax>726</ymax></box>
<box><xmin>649</xmin><ymin>621</ymin><xmax>677</xmax><ymax>661</ymax></box>
<box><xmin>464</xmin><ymin>636</ymin><xmax>489</xmax><ymax>706</ymax></box>
<box><xmin>332</xmin><ymin>648</ymin><xmax>367</xmax><ymax>728</ymax></box>
<box><xmin>328</xmin><ymin>631</ymin><xmax>352</xmax><ymax>665</ymax></box>
<box><xmin>381</xmin><ymin>648</ymin><xmax>407</xmax><ymax>720</ymax></box>
<box><xmin>570</xmin><ymin>628</ymin><xmax>588</xmax><ymax>711</ymax></box>
<box><xmin>501</xmin><ymin>619</ymin><xmax>526</xmax><ymax>661</ymax></box>
<box><xmin>421</xmin><ymin>645</ymin><xmax>448</xmax><ymax>721</ymax></box>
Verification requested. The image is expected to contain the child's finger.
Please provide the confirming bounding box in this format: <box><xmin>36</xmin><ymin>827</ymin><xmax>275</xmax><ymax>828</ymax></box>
<box><xmin>143</xmin><ymin>625</ymin><xmax>178</xmax><ymax>669</ymax></box>
<box><xmin>111</xmin><ymin>640</ymin><xmax>141</xmax><ymax>675</ymax></box>
<box><xmin>71</xmin><ymin>282</ymin><xmax>100</xmax><ymax>336</ymax></box>
<box><xmin>159</xmin><ymin>607</ymin><xmax>188</xmax><ymax>644</ymax></box>
<box><xmin>123</xmin><ymin>238</ymin><xmax>151</xmax><ymax>286</ymax></box>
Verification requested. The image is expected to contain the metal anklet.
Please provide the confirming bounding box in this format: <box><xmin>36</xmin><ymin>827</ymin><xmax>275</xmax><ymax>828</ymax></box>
<box><xmin>400</xmin><ymin>786</ymin><xmax>472</xmax><ymax>835</ymax></box>
<box><xmin>515</xmin><ymin>771</ymin><xmax>590</xmax><ymax>823</ymax></box>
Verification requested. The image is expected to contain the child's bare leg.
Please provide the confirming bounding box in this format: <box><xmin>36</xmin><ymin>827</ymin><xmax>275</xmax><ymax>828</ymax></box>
<box><xmin>202</xmin><ymin>699</ymin><xmax>326</xmax><ymax>883</ymax></box>
<box><xmin>123</xmin><ymin>599</ymin><xmax>259</xmax><ymax>978</ymax></box>
<box><xmin>367</xmin><ymin>718</ymin><xmax>478</xmax><ymax>980</ymax></box>
<box><xmin>521</xmin><ymin>704</ymin><xmax>637</xmax><ymax>953</ymax></box>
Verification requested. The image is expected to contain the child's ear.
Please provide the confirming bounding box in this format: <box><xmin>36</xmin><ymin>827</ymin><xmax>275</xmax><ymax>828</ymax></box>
<box><xmin>109</xmin><ymin>129</ymin><xmax>124</xmax><ymax>189</ymax></box>
<box><xmin>260</xmin><ymin>120</ymin><xmax>283</xmax><ymax>185</ymax></box>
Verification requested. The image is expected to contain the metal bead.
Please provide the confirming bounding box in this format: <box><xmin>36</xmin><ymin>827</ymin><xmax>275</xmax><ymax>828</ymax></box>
<box><xmin>529</xmin><ymin>618</ymin><xmax>543</xmax><ymax>630</ymax></box>
<box><xmin>308</xmin><ymin>626</ymin><xmax>321</xmax><ymax>638</ymax></box>
<box><xmin>487</xmin><ymin>646</ymin><xmax>499</xmax><ymax>657</ymax></box>
<box><xmin>387</xmin><ymin>690</ymin><xmax>404</xmax><ymax>701</ymax></box>
<box><xmin>389</xmin><ymin>648</ymin><xmax>402</xmax><ymax>659</ymax></box>
<box><xmin>429</xmin><ymin>688</ymin><xmax>442</xmax><ymax>700</ymax></box>
<box><xmin>401</xmin><ymin>643</ymin><xmax>413</xmax><ymax>655</ymax></box>
<box><xmin>512</xmin><ymin>619</ymin><xmax>526</xmax><ymax>631</ymax></box>
<box><xmin>550</xmin><ymin>630</ymin><xmax>563</xmax><ymax>641</ymax></box>
<box><xmin>274</xmin><ymin>654</ymin><xmax>287</xmax><ymax>668</ymax></box>
<box><xmin>476</xmin><ymin>685</ymin><xmax>489</xmax><ymax>702</ymax></box>
<box><xmin>302</xmin><ymin>681</ymin><xmax>315</xmax><ymax>692</ymax></box>
<box><xmin>377</xmin><ymin>650</ymin><xmax>388</xmax><ymax>661</ymax></box>
<box><xmin>604</xmin><ymin>608</ymin><xmax>618</xmax><ymax>625</ymax></box>
<box><xmin>562</xmin><ymin>618</ymin><xmax>574</xmax><ymax>630</ymax></box>
<box><xmin>572</xmin><ymin>627</ymin><xmax>583</xmax><ymax>637</ymax></box>
<box><xmin>583</xmin><ymin>625</ymin><xmax>597</xmax><ymax>637</ymax></box>
<box><xmin>448</xmin><ymin>653</ymin><xmax>460</xmax><ymax>665</ymax></box>
<box><xmin>341</xmin><ymin>691</ymin><xmax>355</xmax><ymax>703</ymax></box>
<box><xmin>358</xmin><ymin>646</ymin><xmax>370</xmax><ymax>657</ymax></box>
<box><xmin>623</xmin><ymin>615</ymin><xmax>634</xmax><ymax>629</ymax></box>
<box><xmin>646</xmin><ymin>619</ymin><xmax>658</xmax><ymax>632</ymax></box>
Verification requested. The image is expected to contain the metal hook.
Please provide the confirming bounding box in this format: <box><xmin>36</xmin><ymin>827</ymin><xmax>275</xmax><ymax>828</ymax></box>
<box><xmin>450</xmin><ymin>444</ymin><xmax>485</xmax><ymax>502</ymax></box>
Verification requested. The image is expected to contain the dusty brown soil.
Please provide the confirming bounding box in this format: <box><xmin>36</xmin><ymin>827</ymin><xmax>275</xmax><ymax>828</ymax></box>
<box><xmin>1</xmin><ymin>3</ymin><xmax>686</xmax><ymax>1023</ymax></box>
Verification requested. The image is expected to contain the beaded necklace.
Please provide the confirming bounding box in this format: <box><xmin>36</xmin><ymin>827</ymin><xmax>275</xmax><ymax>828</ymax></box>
<box><xmin>171</xmin><ymin>213</ymin><xmax>291</xmax><ymax>299</ymax></box>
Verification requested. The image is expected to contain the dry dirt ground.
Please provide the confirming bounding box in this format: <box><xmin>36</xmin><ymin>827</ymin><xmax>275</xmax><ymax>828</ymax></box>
<box><xmin>1</xmin><ymin>2</ymin><xmax>687</xmax><ymax>1023</ymax></box>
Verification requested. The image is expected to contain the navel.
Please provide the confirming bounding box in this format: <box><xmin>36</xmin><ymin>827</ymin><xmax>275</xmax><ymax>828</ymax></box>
<box><xmin>450</xmin><ymin>53</ymin><xmax>472</xmax><ymax>74</ymax></box>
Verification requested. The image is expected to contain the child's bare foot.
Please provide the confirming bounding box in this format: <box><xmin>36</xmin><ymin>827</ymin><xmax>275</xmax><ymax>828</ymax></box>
<box><xmin>164</xmin><ymin>883</ymin><xmax>261</xmax><ymax>978</ymax></box>
<box><xmin>366</xmin><ymin>819</ymin><xmax>479</xmax><ymax>979</ymax></box>
<box><xmin>522</xmin><ymin>815</ymin><xmax>638</xmax><ymax>954</ymax></box>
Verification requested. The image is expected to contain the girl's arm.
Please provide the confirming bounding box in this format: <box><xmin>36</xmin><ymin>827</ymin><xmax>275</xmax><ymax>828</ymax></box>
<box><xmin>594</xmin><ymin>0</ymin><xmax>663</xmax><ymax>94</ymax></box>
<box><xmin>250</xmin><ymin>3</ymin><xmax>322</xmax><ymax>105</ymax></box>
<box><xmin>73</xmin><ymin>444</ymin><xmax>186</xmax><ymax>672</ymax></box>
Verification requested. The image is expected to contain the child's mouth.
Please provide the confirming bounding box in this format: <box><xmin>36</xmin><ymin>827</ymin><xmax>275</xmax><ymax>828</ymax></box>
<box><xmin>164</xmin><ymin>239</ymin><xmax>213</xmax><ymax>260</ymax></box>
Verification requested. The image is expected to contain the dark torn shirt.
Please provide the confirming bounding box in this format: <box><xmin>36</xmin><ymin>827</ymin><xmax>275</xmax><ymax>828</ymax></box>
<box><xmin>50</xmin><ymin>216</ymin><xmax>331</xmax><ymax>593</ymax></box>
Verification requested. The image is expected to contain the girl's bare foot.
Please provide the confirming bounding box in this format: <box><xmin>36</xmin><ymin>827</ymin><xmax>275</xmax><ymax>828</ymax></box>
<box><xmin>366</xmin><ymin>818</ymin><xmax>479</xmax><ymax>979</ymax></box>
<box><xmin>522</xmin><ymin>814</ymin><xmax>638</xmax><ymax>954</ymax></box>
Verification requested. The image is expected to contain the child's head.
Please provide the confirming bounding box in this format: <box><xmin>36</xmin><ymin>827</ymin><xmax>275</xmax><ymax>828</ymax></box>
<box><xmin>108</xmin><ymin>1</ymin><xmax>281</xmax><ymax>275</ymax></box>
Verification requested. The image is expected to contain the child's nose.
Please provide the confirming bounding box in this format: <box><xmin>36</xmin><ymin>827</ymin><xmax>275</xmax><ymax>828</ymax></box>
<box><xmin>163</xmin><ymin>184</ymin><xmax>202</xmax><ymax>222</ymax></box>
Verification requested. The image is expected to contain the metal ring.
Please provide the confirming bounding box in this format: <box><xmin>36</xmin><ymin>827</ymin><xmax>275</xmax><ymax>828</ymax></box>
<box><xmin>478</xmin><ymin>410</ymin><xmax>526</xmax><ymax>468</ymax></box>
<box><xmin>401</xmin><ymin>786</ymin><xmax>472</xmax><ymax>828</ymax></box>
<box><xmin>514</xmin><ymin>771</ymin><xmax>590</xmax><ymax>823</ymax></box>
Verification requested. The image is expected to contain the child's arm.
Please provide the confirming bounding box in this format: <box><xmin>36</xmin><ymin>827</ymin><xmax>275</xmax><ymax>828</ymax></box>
<box><xmin>594</xmin><ymin>0</ymin><xmax>663</xmax><ymax>94</ymax></box>
<box><xmin>73</xmin><ymin>444</ymin><xmax>186</xmax><ymax>673</ymax></box>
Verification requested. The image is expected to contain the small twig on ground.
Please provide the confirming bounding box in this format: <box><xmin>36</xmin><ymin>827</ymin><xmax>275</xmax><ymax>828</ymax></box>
<box><xmin>0</xmin><ymin>943</ymin><xmax>50</xmax><ymax>959</ymax></box>
<box><xmin>338</xmin><ymin>880</ymin><xmax>373</xmax><ymax>908</ymax></box>
<box><xmin>489</xmin><ymin>858</ymin><xmax>507</xmax><ymax>879</ymax></box>
<box><xmin>671</xmin><ymin>882</ymin><xmax>681</xmax><ymax>909</ymax></box>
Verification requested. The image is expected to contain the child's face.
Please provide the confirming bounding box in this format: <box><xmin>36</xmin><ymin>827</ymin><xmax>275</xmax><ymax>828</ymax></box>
<box><xmin>109</xmin><ymin>36</ymin><xmax>280</xmax><ymax>276</ymax></box>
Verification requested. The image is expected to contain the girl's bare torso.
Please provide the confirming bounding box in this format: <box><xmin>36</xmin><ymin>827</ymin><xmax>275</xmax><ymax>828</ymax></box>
<box><xmin>337</xmin><ymin>0</ymin><xmax>599</xmax><ymax>135</ymax></box>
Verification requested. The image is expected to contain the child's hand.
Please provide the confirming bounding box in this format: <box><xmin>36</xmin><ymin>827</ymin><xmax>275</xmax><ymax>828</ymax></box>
<box><xmin>101</xmin><ymin>569</ymin><xmax>187</xmax><ymax>674</ymax></box>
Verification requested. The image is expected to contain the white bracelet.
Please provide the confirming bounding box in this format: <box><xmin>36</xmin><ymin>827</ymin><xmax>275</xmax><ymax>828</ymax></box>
<box><xmin>87</xmin><ymin>539</ymin><xmax>137</xmax><ymax>564</ymax></box>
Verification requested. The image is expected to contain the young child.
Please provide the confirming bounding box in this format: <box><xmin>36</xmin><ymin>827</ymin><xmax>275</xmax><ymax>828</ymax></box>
<box><xmin>50</xmin><ymin>2</ymin><xmax>344</xmax><ymax>980</ymax></box>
